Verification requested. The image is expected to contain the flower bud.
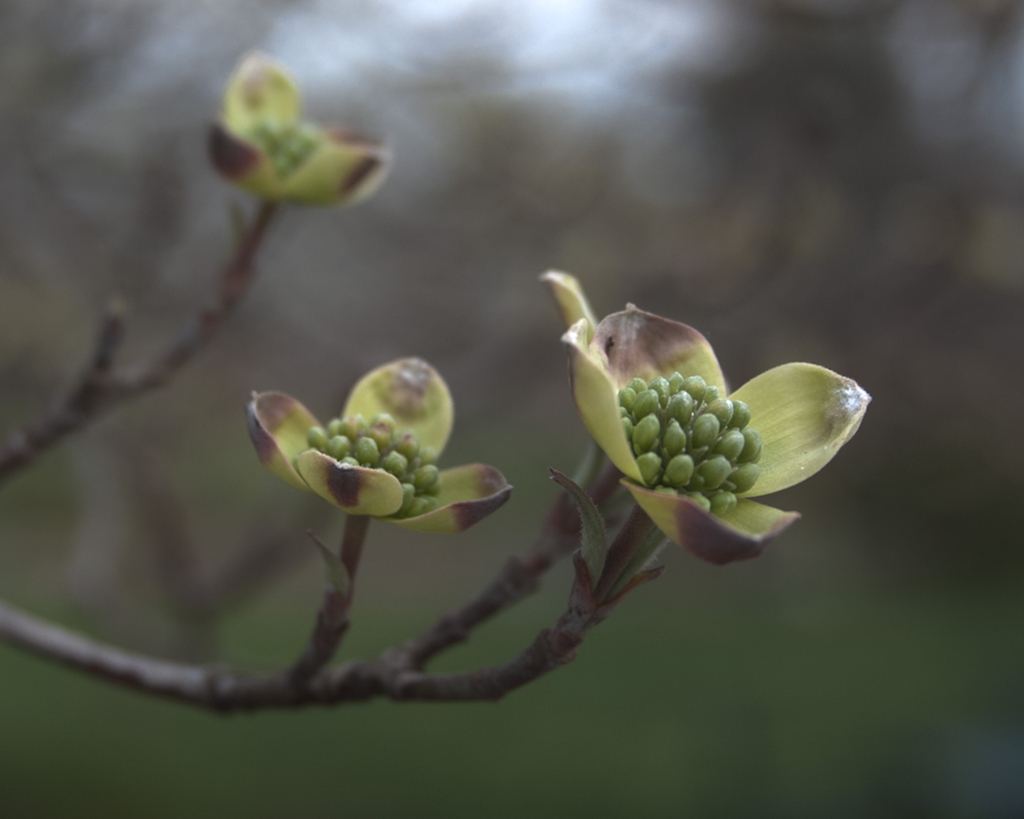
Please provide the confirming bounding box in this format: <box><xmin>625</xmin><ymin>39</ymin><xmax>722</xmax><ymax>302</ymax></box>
<box><xmin>618</xmin><ymin>387</ymin><xmax>637</xmax><ymax>413</ymax></box>
<box><xmin>668</xmin><ymin>371</ymin><xmax>685</xmax><ymax>394</ymax></box>
<box><xmin>682</xmin><ymin>376</ymin><xmax>706</xmax><ymax>404</ymax></box>
<box><xmin>664</xmin><ymin>454</ymin><xmax>694</xmax><ymax>487</ymax></box>
<box><xmin>663</xmin><ymin>420</ymin><xmax>687</xmax><ymax>456</ymax></box>
<box><xmin>691</xmin><ymin>413</ymin><xmax>720</xmax><ymax>449</ymax></box>
<box><xmin>649</xmin><ymin>377</ymin><xmax>670</xmax><ymax>406</ymax></box>
<box><xmin>419</xmin><ymin>446</ymin><xmax>438</xmax><ymax>466</ymax></box>
<box><xmin>327</xmin><ymin>435</ymin><xmax>351</xmax><ymax>460</ymax></box>
<box><xmin>383</xmin><ymin>450</ymin><xmax>408</xmax><ymax>477</ymax></box>
<box><xmin>697</xmin><ymin>456</ymin><xmax>732</xmax><ymax>490</ymax></box>
<box><xmin>394</xmin><ymin>432</ymin><xmax>419</xmax><ymax>460</ymax></box>
<box><xmin>368</xmin><ymin>422</ymin><xmax>392</xmax><ymax>451</ymax></box>
<box><xmin>706</xmin><ymin>399</ymin><xmax>733</xmax><ymax>427</ymax></box>
<box><xmin>686</xmin><ymin>491</ymin><xmax>712</xmax><ymax>512</ymax></box>
<box><xmin>307</xmin><ymin>426</ymin><xmax>328</xmax><ymax>450</ymax></box>
<box><xmin>632</xmin><ymin>414</ymin><xmax>661</xmax><ymax>454</ymax></box>
<box><xmin>398</xmin><ymin>483</ymin><xmax>416</xmax><ymax>515</ymax></box>
<box><xmin>729</xmin><ymin>400</ymin><xmax>751</xmax><ymax>429</ymax></box>
<box><xmin>666</xmin><ymin>391</ymin><xmax>694</xmax><ymax>425</ymax></box>
<box><xmin>730</xmin><ymin>463</ymin><xmax>760</xmax><ymax>493</ymax></box>
<box><xmin>702</xmin><ymin>386</ymin><xmax>720</xmax><ymax>405</ymax></box>
<box><xmin>710</xmin><ymin>491</ymin><xmax>737</xmax><ymax>516</ymax></box>
<box><xmin>413</xmin><ymin>465</ymin><xmax>439</xmax><ymax>492</ymax></box>
<box><xmin>636</xmin><ymin>452</ymin><xmax>663</xmax><ymax>486</ymax></box>
<box><xmin>627</xmin><ymin>378</ymin><xmax>647</xmax><ymax>395</ymax></box>
<box><xmin>356</xmin><ymin>436</ymin><xmax>380</xmax><ymax>467</ymax></box>
<box><xmin>327</xmin><ymin>418</ymin><xmax>344</xmax><ymax>437</ymax></box>
<box><xmin>622</xmin><ymin>418</ymin><xmax>634</xmax><ymax>441</ymax></box>
<box><xmin>633</xmin><ymin>389</ymin><xmax>661</xmax><ymax>420</ymax></box>
<box><xmin>739</xmin><ymin>428</ymin><xmax>763</xmax><ymax>463</ymax></box>
<box><xmin>713</xmin><ymin>429</ymin><xmax>745</xmax><ymax>462</ymax></box>
<box><xmin>339</xmin><ymin>415</ymin><xmax>365</xmax><ymax>440</ymax></box>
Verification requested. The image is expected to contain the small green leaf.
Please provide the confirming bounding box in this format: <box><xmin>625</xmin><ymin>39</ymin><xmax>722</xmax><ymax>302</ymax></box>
<box><xmin>306</xmin><ymin>530</ymin><xmax>350</xmax><ymax>597</ymax></box>
<box><xmin>607</xmin><ymin>524</ymin><xmax>667</xmax><ymax>601</ymax></box>
<box><xmin>550</xmin><ymin>468</ymin><xmax>607</xmax><ymax>585</ymax></box>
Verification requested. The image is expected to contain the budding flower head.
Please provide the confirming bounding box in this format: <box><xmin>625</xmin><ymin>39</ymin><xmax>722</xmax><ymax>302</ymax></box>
<box><xmin>547</xmin><ymin>272</ymin><xmax>870</xmax><ymax>566</ymax></box>
<box><xmin>209</xmin><ymin>52</ymin><xmax>391</xmax><ymax>206</ymax></box>
<box><xmin>247</xmin><ymin>358</ymin><xmax>512</xmax><ymax>533</ymax></box>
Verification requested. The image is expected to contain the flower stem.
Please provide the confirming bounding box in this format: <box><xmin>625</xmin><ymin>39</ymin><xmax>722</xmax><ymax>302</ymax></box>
<box><xmin>288</xmin><ymin>514</ymin><xmax>371</xmax><ymax>685</ymax></box>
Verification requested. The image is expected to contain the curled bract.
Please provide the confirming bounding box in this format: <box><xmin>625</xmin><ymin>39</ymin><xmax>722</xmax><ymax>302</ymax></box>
<box><xmin>544</xmin><ymin>271</ymin><xmax>870</xmax><ymax>565</ymax></box>
<box><xmin>248</xmin><ymin>358</ymin><xmax>512</xmax><ymax>533</ymax></box>
<box><xmin>210</xmin><ymin>52</ymin><xmax>391</xmax><ymax>206</ymax></box>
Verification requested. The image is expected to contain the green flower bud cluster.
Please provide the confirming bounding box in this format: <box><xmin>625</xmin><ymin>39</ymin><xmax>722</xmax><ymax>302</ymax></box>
<box><xmin>247</xmin><ymin>119</ymin><xmax>322</xmax><ymax>178</ymax></box>
<box><xmin>618</xmin><ymin>372</ymin><xmax>763</xmax><ymax>517</ymax></box>
<box><xmin>305</xmin><ymin>413</ymin><xmax>442</xmax><ymax>519</ymax></box>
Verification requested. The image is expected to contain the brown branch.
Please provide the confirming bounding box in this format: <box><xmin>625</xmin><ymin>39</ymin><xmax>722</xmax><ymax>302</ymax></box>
<box><xmin>397</xmin><ymin>461</ymin><xmax>622</xmax><ymax>669</ymax></box>
<box><xmin>0</xmin><ymin>465</ymin><xmax>637</xmax><ymax>712</ymax></box>
<box><xmin>0</xmin><ymin>201</ymin><xmax>279</xmax><ymax>486</ymax></box>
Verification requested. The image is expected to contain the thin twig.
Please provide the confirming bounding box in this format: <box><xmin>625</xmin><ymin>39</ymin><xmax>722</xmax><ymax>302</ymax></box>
<box><xmin>0</xmin><ymin>201</ymin><xmax>279</xmax><ymax>486</ymax></box>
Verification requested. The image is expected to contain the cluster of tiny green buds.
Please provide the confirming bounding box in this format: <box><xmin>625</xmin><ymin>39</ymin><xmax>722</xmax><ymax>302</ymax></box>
<box><xmin>246</xmin><ymin>120</ymin><xmax>322</xmax><ymax>178</ymax></box>
<box><xmin>619</xmin><ymin>372</ymin><xmax>763</xmax><ymax>516</ymax></box>
<box><xmin>305</xmin><ymin>413</ymin><xmax>442</xmax><ymax>518</ymax></box>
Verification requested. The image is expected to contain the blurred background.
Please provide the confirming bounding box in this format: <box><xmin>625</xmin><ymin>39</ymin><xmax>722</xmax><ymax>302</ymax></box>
<box><xmin>2</xmin><ymin>0</ymin><xmax>1024</xmax><ymax>816</ymax></box>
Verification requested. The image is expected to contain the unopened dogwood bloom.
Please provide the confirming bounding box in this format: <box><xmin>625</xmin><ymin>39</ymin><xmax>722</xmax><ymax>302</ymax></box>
<box><xmin>543</xmin><ymin>271</ymin><xmax>870</xmax><ymax>565</ymax></box>
<box><xmin>248</xmin><ymin>358</ymin><xmax>511</xmax><ymax>532</ymax></box>
<box><xmin>209</xmin><ymin>52</ymin><xmax>390</xmax><ymax>206</ymax></box>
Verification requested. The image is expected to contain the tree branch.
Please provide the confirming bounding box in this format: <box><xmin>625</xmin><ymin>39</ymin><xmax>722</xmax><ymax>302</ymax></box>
<box><xmin>0</xmin><ymin>466</ymin><xmax>636</xmax><ymax>712</ymax></box>
<box><xmin>0</xmin><ymin>201</ymin><xmax>279</xmax><ymax>486</ymax></box>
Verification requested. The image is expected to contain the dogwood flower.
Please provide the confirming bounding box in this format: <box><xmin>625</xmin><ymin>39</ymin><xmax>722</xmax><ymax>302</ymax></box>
<box><xmin>209</xmin><ymin>52</ymin><xmax>390</xmax><ymax>206</ymax></box>
<box><xmin>543</xmin><ymin>271</ymin><xmax>870</xmax><ymax>565</ymax></box>
<box><xmin>248</xmin><ymin>358</ymin><xmax>511</xmax><ymax>533</ymax></box>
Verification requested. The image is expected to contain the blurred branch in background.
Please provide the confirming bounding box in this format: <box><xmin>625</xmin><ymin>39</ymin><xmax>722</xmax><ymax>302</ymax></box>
<box><xmin>0</xmin><ymin>201</ymin><xmax>277</xmax><ymax>486</ymax></box>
